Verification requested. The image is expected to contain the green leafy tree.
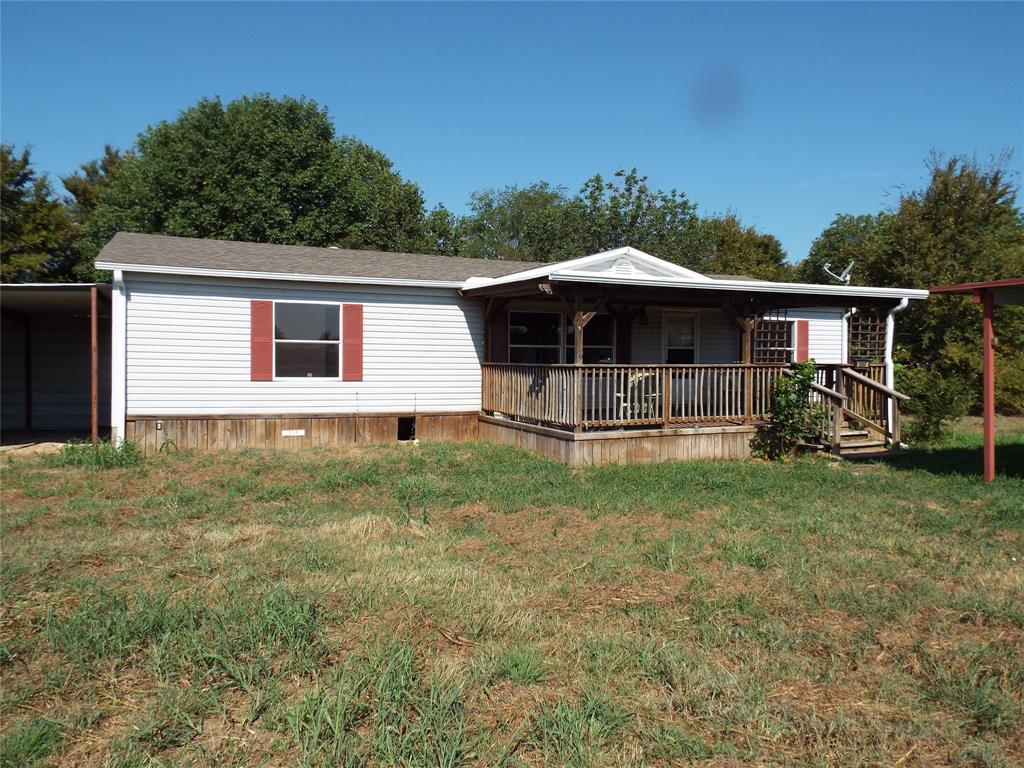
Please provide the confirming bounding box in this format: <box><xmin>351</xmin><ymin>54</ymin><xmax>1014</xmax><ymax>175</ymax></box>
<box><xmin>577</xmin><ymin>169</ymin><xmax>701</xmax><ymax>261</ymax></box>
<box><xmin>1</xmin><ymin>144</ymin><xmax>76</xmax><ymax>282</ymax></box>
<box><xmin>455</xmin><ymin>168</ymin><xmax>788</xmax><ymax>278</ymax></box>
<box><xmin>61</xmin><ymin>145</ymin><xmax>130</xmax><ymax>225</ymax></box>
<box><xmin>77</xmin><ymin>95</ymin><xmax>435</xmax><ymax>272</ymax></box>
<box><xmin>798</xmin><ymin>153</ymin><xmax>1024</xmax><ymax>413</ymax></box>
<box><xmin>799</xmin><ymin>213</ymin><xmax>888</xmax><ymax>284</ymax></box>
<box><xmin>691</xmin><ymin>213</ymin><xmax>794</xmax><ymax>281</ymax></box>
<box><xmin>457</xmin><ymin>182</ymin><xmax>588</xmax><ymax>262</ymax></box>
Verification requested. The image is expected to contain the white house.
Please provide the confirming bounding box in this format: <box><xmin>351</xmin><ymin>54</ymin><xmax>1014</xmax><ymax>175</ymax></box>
<box><xmin>86</xmin><ymin>232</ymin><xmax>927</xmax><ymax>464</ymax></box>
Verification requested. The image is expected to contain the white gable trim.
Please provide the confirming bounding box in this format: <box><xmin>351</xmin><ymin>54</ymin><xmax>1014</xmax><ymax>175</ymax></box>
<box><xmin>461</xmin><ymin>247</ymin><xmax>710</xmax><ymax>291</ymax></box>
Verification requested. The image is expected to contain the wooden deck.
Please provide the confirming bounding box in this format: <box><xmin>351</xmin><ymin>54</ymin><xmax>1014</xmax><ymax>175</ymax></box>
<box><xmin>481</xmin><ymin>362</ymin><xmax>900</xmax><ymax>464</ymax></box>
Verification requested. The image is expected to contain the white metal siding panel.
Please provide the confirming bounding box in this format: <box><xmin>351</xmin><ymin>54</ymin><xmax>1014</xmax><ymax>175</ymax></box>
<box><xmin>699</xmin><ymin>310</ymin><xmax>741</xmax><ymax>363</ymax></box>
<box><xmin>123</xmin><ymin>274</ymin><xmax>484</xmax><ymax>415</ymax></box>
<box><xmin>631</xmin><ymin>309</ymin><xmax>663</xmax><ymax>364</ymax></box>
<box><xmin>631</xmin><ymin>308</ymin><xmax>740</xmax><ymax>364</ymax></box>
<box><xmin>786</xmin><ymin>308</ymin><xmax>845</xmax><ymax>364</ymax></box>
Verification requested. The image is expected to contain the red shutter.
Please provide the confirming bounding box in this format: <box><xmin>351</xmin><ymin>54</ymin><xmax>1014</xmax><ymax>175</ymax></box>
<box><xmin>251</xmin><ymin>300</ymin><xmax>273</xmax><ymax>381</ymax></box>
<box><xmin>794</xmin><ymin>320</ymin><xmax>810</xmax><ymax>362</ymax></box>
<box><xmin>489</xmin><ymin>311</ymin><xmax>509</xmax><ymax>363</ymax></box>
<box><xmin>342</xmin><ymin>303</ymin><xmax>363</xmax><ymax>381</ymax></box>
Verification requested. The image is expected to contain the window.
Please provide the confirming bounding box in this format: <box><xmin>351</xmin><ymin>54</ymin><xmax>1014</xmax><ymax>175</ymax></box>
<box><xmin>663</xmin><ymin>312</ymin><xmax>697</xmax><ymax>364</ymax></box>
<box><xmin>753</xmin><ymin>320</ymin><xmax>792</xmax><ymax>363</ymax></box>
<box><xmin>274</xmin><ymin>303</ymin><xmax>340</xmax><ymax>377</ymax></box>
<box><xmin>565</xmin><ymin>314</ymin><xmax>615</xmax><ymax>363</ymax></box>
<box><xmin>509</xmin><ymin>312</ymin><xmax>563</xmax><ymax>363</ymax></box>
<box><xmin>509</xmin><ymin>311</ymin><xmax>617</xmax><ymax>363</ymax></box>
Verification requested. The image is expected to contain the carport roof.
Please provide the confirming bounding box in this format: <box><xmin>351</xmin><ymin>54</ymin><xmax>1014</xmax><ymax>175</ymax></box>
<box><xmin>0</xmin><ymin>284</ymin><xmax>112</xmax><ymax>316</ymax></box>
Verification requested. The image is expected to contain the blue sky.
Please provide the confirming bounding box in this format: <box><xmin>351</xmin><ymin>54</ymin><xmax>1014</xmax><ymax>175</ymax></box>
<box><xmin>2</xmin><ymin>1</ymin><xmax>1022</xmax><ymax>261</ymax></box>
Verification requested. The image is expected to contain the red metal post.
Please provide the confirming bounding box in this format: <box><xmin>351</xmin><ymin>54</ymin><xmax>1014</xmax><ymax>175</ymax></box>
<box><xmin>981</xmin><ymin>289</ymin><xmax>995</xmax><ymax>481</ymax></box>
<box><xmin>91</xmin><ymin>286</ymin><xmax>99</xmax><ymax>444</ymax></box>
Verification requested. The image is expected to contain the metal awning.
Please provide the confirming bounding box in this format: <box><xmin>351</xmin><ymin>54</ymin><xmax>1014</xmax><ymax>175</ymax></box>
<box><xmin>928</xmin><ymin>277</ymin><xmax>1023</xmax><ymax>481</ymax></box>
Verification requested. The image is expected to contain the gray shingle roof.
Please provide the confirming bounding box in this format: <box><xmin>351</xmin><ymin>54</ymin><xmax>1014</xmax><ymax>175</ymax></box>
<box><xmin>96</xmin><ymin>232</ymin><xmax>538</xmax><ymax>283</ymax></box>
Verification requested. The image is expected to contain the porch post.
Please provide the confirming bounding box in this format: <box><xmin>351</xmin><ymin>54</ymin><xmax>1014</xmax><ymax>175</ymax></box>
<box><xmin>573</xmin><ymin>300</ymin><xmax>585</xmax><ymax>429</ymax></box>
<box><xmin>981</xmin><ymin>289</ymin><xmax>996</xmax><ymax>482</ymax></box>
<box><xmin>742</xmin><ymin>317</ymin><xmax>754</xmax><ymax>422</ymax></box>
<box><xmin>90</xmin><ymin>285</ymin><xmax>99</xmax><ymax>444</ymax></box>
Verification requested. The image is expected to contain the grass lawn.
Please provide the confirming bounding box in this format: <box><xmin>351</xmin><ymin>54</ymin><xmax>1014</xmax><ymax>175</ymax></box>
<box><xmin>1</xmin><ymin>430</ymin><xmax>1022</xmax><ymax>767</ymax></box>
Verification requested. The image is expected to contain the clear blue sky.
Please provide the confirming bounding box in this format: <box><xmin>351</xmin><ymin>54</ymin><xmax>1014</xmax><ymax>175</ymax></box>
<box><xmin>2</xmin><ymin>1</ymin><xmax>1022</xmax><ymax>261</ymax></box>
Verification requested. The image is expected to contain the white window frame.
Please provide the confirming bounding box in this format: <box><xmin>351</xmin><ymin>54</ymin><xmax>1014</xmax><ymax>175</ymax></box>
<box><xmin>661</xmin><ymin>310</ymin><xmax>700</xmax><ymax>364</ymax></box>
<box><xmin>272</xmin><ymin>300</ymin><xmax>343</xmax><ymax>380</ymax></box>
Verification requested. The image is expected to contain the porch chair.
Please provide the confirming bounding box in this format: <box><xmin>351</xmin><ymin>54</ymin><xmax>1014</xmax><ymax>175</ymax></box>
<box><xmin>616</xmin><ymin>371</ymin><xmax>661</xmax><ymax>421</ymax></box>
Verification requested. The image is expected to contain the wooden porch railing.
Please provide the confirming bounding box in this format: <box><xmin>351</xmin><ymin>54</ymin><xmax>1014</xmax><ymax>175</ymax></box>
<box><xmin>481</xmin><ymin>362</ymin><xmax>906</xmax><ymax>448</ymax></box>
<box><xmin>482</xmin><ymin>363</ymin><xmax>791</xmax><ymax>430</ymax></box>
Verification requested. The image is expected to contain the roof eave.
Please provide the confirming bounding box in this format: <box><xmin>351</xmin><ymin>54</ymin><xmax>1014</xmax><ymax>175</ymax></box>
<box><xmin>549</xmin><ymin>273</ymin><xmax>929</xmax><ymax>299</ymax></box>
<box><xmin>95</xmin><ymin>262</ymin><xmax>466</xmax><ymax>289</ymax></box>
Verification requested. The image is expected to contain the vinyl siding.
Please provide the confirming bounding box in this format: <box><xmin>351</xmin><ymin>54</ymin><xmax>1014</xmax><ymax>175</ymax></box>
<box><xmin>123</xmin><ymin>274</ymin><xmax>484</xmax><ymax>415</ymax></box>
<box><xmin>786</xmin><ymin>308</ymin><xmax>846</xmax><ymax>364</ymax></box>
<box><xmin>631</xmin><ymin>308</ymin><xmax>740</xmax><ymax>364</ymax></box>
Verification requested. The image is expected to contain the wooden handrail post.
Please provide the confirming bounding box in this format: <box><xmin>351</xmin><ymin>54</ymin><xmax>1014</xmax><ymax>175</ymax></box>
<box><xmin>573</xmin><ymin>367</ymin><xmax>583</xmax><ymax>431</ymax></box>
<box><xmin>743</xmin><ymin>366</ymin><xmax>753</xmax><ymax>423</ymax></box>
<box><xmin>832</xmin><ymin>367</ymin><xmax>845</xmax><ymax>455</ymax></box>
<box><xmin>891</xmin><ymin>398</ymin><xmax>901</xmax><ymax>447</ymax></box>
<box><xmin>662</xmin><ymin>368</ymin><xmax>671</xmax><ymax>429</ymax></box>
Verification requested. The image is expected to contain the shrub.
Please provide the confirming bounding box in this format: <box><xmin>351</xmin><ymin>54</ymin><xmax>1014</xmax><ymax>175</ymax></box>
<box><xmin>51</xmin><ymin>439</ymin><xmax>142</xmax><ymax>469</ymax></box>
<box><xmin>995</xmin><ymin>351</ymin><xmax>1024</xmax><ymax>416</ymax></box>
<box><xmin>898</xmin><ymin>367</ymin><xmax>974</xmax><ymax>443</ymax></box>
<box><xmin>758</xmin><ymin>361</ymin><xmax>825</xmax><ymax>459</ymax></box>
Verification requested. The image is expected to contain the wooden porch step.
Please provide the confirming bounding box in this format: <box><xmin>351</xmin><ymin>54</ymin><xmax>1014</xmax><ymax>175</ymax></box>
<box><xmin>838</xmin><ymin>438</ymin><xmax>888</xmax><ymax>457</ymax></box>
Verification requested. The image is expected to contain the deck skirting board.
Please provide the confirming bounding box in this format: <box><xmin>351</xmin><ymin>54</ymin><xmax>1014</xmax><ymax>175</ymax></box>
<box><xmin>478</xmin><ymin>415</ymin><xmax>757</xmax><ymax>466</ymax></box>
<box><xmin>125</xmin><ymin>412</ymin><xmax>479</xmax><ymax>454</ymax></box>
<box><xmin>126</xmin><ymin>411</ymin><xmax>757</xmax><ymax>465</ymax></box>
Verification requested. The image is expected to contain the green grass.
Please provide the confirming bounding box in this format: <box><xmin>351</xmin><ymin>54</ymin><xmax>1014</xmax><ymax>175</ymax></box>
<box><xmin>1</xmin><ymin>431</ymin><xmax>1022</xmax><ymax>766</ymax></box>
<box><xmin>50</xmin><ymin>439</ymin><xmax>143</xmax><ymax>469</ymax></box>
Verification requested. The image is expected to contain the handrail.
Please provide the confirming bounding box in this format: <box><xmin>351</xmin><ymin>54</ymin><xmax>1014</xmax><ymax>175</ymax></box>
<box><xmin>841</xmin><ymin>366</ymin><xmax>909</xmax><ymax>401</ymax></box>
<box><xmin>780</xmin><ymin>367</ymin><xmax>846</xmax><ymax>402</ymax></box>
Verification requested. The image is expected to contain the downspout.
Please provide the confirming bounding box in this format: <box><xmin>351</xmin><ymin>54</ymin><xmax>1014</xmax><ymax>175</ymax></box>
<box><xmin>842</xmin><ymin>307</ymin><xmax>858</xmax><ymax>364</ymax></box>
<box><xmin>884</xmin><ymin>297</ymin><xmax>910</xmax><ymax>442</ymax></box>
<box><xmin>111</xmin><ymin>270</ymin><xmax>127</xmax><ymax>444</ymax></box>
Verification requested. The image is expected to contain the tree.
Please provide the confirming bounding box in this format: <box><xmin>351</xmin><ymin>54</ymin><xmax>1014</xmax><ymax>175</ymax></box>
<box><xmin>577</xmin><ymin>169</ymin><xmax>701</xmax><ymax>263</ymax></box>
<box><xmin>77</xmin><ymin>95</ymin><xmax>434</xmax><ymax>270</ymax></box>
<box><xmin>61</xmin><ymin>144</ymin><xmax>130</xmax><ymax>224</ymax></box>
<box><xmin>457</xmin><ymin>182</ymin><xmax>588</xmax><ymax>262</ymax></box>
<box><xmin>691</xmin><ymin>214</ymin><xmax>794</xmax><ymax>281</ymax></box>
<box><xmin>799</xmin><ymin>213</ymin><xmax>888</xmax><ymax>284</ymax></box>
<box><xmin>1</xmin><ymin>144</ymin><xmax>76</xmax><ymax>282</ymax></box>
<box><xmin>454</xmin><ymin>168</ymin><xmax>789</xmax><ymax>278</ymax></box>
<box><xmin>798</xmin><ymin>153</ymin><xmax>1024</xmax><ymax>413</ymax></box>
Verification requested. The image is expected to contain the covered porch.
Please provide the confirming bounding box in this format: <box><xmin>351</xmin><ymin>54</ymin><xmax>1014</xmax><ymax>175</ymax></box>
<box><xmin>462</xmin><ymin>248</ymin><xmax>925</xmax><ymax>464</ymax></box>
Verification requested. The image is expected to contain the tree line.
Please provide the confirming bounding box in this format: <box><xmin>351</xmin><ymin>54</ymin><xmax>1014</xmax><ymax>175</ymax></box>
<box><xmin>2</xmin><ymin>94</ymin><xmax>1022</xmax><ymax>412</ymax></box>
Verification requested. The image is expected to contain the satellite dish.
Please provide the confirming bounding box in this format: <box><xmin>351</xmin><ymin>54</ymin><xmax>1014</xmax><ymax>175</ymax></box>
<box><xmin>823</xmin><ymin>260</ymin><xmax>854</xmax><ymax>285</ymax></box>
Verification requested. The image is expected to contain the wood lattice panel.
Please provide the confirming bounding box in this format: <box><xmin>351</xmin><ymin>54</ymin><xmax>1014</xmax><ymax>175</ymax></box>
<box><xmin>753</xmin><ymin>320</ymin><xmax>792</xmax><ymax>363</ymax></box>
<box><xmin>848</xmin><ymin>311</ymin><xmax>886</xmax><ymax>363</ymax></box>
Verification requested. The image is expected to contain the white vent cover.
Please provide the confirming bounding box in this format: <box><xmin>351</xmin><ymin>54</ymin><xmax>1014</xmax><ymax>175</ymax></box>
<box><xmin>612</xmin><ymin>258</ymin><xmax>635</xmax><ymax>276</ymax></box>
